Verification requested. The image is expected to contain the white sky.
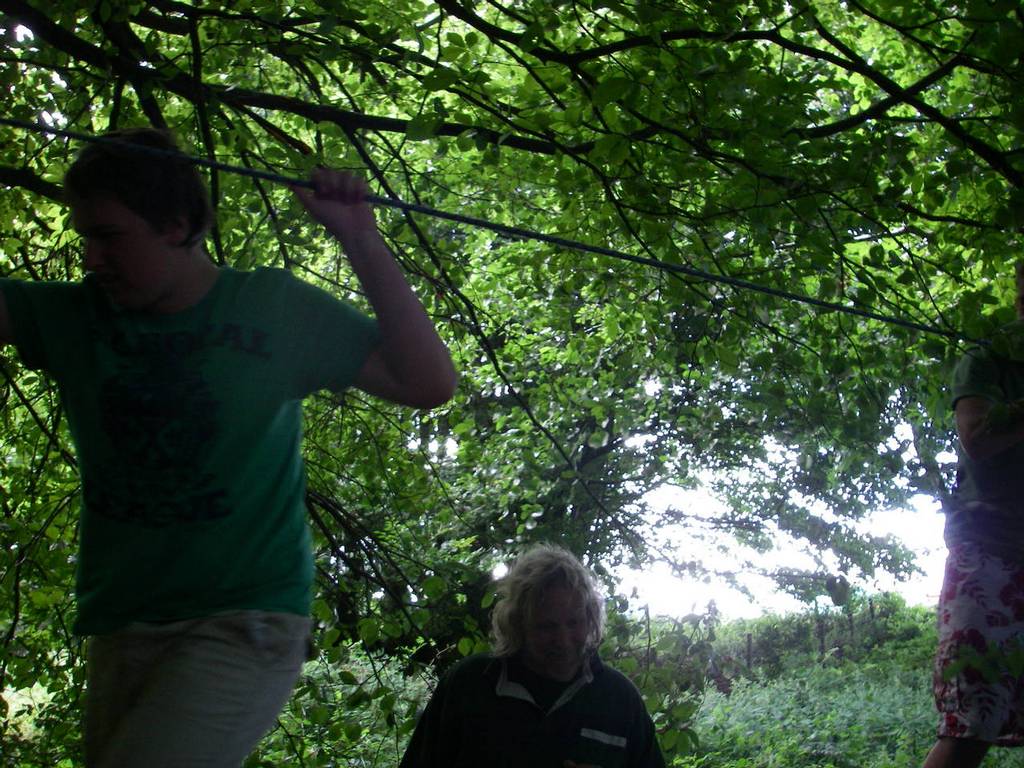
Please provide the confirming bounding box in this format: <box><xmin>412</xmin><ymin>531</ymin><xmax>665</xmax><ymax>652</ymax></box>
<box><xmin>616</xmin><ymin>488</ymin><xmax>947</xmax><ymax>620</ymax></box>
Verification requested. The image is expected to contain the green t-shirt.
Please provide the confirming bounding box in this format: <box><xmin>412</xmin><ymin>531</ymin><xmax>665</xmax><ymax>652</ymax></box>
<box><xmin>0</xmin><ymin>267</ymin><xmax>378</xmax><ymax>634</ymax></box>
<box><xmin>948</xmin><ymin>343</ymin><xmax>1024</xmax><ymax>551</ymax></box>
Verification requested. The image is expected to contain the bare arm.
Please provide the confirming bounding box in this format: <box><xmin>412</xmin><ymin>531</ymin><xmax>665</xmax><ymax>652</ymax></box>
<box><xmin>292</xmin><ymin>169</ymin><xmax>457</xmax><ymax>409</ymax></box>
<box><xmin>955</xmin><ymin>395</ymin><xmax>1024</xmax><ymax>461</ymax></box>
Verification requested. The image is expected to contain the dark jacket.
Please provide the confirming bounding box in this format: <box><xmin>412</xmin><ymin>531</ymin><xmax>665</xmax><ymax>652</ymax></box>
<box><xmin>400</xmin><ymin>653</ymin><xmax>664</xmax><ymax>768</ymax></box>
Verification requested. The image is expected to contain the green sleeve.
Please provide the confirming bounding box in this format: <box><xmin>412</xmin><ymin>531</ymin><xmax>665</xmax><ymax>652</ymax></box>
<box><xmin>950</xmin><ymin>347</ymin><xmax>1003</xmax><ymax>409</ymax></box>
<box><xmin>257</xmin><ymin>269</ymin><xmax>380</xmax><ymax>397</ymax></box>
<box><xmin>0</xmin><ymin>278</ymin><xmax>89</xmax><ymax>373</ymax></box>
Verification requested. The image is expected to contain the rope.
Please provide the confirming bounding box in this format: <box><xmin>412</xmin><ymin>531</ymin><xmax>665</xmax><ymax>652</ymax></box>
<box><xmin>0</xmin><ymin>116</ymin><xmax>967</xmax><ymax>341</ymax></box>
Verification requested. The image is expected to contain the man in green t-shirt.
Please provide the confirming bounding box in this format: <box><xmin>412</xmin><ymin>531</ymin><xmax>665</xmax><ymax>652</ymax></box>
<box><xmin>924</xmin><ymin>261</ymin><xmax>1024</xmax><ymax>768</ymax></box>
<box><xmin>0</xmin><ymin>128</ymin><xmax>456</xmax><ymax>766</ymax></box>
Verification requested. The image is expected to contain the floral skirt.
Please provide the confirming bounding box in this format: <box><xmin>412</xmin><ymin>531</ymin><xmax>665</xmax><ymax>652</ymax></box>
<box><xmin>934</xmin><ymin>540</ymin><xmax>1024</xmax><ymax>745</ymax></box>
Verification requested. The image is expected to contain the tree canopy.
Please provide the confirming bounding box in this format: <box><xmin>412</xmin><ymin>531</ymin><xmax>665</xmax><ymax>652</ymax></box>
<box><xmin>1</xmin><ymin>0</ymin><xmax>1022</xmax><ymax>763</ymax></box>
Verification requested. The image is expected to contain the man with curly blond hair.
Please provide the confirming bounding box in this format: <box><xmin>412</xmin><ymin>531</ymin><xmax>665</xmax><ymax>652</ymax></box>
<box><xmin>401</xmin><ymin>544</ymin><xmax>663</xmax><ymax>768</ymax></box>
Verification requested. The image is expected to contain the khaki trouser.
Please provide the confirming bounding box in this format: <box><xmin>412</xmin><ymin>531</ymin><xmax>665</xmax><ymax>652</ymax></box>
<box><xmin>85</xmin><ymin>611</ymin><xmax>311</xmax><ymax>768</ymax></box>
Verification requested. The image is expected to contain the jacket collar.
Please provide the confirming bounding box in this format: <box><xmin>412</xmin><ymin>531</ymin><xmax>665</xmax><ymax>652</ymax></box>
<box><xmin>492</xmin><ymin>653</ymin><xmax>598</xmax><ymax>714</ymax></box>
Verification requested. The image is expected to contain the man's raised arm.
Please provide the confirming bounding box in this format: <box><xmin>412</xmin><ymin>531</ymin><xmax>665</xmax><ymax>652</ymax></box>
<box><xmin>292</xmin><ymin>168</ymin><xmax>457</xmax><ymax>409</ymax></box>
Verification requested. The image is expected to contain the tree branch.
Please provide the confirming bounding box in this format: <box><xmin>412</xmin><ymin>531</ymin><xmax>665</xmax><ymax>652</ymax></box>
<box><xmin>0</xmin><ymin>165</ymin><xmax>62</xmax><ymax>201</ymax></box>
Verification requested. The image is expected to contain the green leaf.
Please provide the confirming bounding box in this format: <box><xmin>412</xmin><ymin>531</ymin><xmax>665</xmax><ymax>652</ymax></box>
<box><xmin>422</xmin><ymin>68</ymin><xmax>460</xmax><ymax>91</ymax></box>
<box><xmin>423</xmin><ymin>575</ymin><xmax>447</xmax><ymax>599</ymax></box>
<box><xmin>311</xmin><ymin>599</ymin><xmax>333</xmax><ymax>622</ymax></box>
<box><xmin>592</xmin><ymin>77</ymin><xmax>633</xmax><ymax>107</ymax></box>
<box><xmin>406</xmin><ymin>116</ymin><xmax>441</xmax><ymax>141</ymax></box>
<box><xmin>358</xmin><ymin>618</ymin><xmax>381</xmax><ymax>646</ymax></box>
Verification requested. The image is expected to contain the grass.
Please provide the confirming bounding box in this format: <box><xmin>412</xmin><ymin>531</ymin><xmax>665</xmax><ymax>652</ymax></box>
<box><xmin>678</xmin><ymin>660</ymin><xmax>1024</xmax><ymax>768</ymax></box>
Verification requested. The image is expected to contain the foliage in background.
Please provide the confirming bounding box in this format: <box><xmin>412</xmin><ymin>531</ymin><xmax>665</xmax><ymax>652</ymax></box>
<box><xmin>687</xmin><ymin>664</ymin><xmax>941</xmax><ymax>768</ymax></box>
<box><xmin>683</xmin><ymin>595</ymin><xmax>1024</xmax><ymax>768</ymax></box>
<box><xmin>1</xmin><ymin>0</ymin><xmax>1023</xmax><ymax>762</ymax></box>
<box><xmin>711</xmin><ymin>589</ymin><xmax>935</xmax><ymax>678</ymax></box>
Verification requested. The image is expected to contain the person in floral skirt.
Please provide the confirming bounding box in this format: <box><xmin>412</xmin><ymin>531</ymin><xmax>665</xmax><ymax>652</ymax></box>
<box><xmin>924</xmin><ymin>261</ymin><xmax>1024</xmax><ymax>768</ymax></box>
